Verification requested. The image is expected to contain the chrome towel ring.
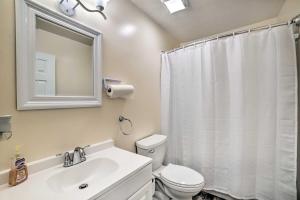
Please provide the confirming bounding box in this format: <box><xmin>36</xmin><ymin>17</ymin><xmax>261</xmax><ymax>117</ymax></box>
<box><xmin>118</xmin><ymin>115</ymin><xmax>133</xmax><ymax>135</ymax></box>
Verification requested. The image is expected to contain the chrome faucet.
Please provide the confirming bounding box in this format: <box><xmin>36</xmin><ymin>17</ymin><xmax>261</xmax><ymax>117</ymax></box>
<box><xmin>63</xmin><ymin>146</ymin><xmax>88</xmax><ymax>167</ymax></box>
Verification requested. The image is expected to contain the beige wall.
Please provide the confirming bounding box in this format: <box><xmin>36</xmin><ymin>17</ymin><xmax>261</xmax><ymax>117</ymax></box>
<box><xmin>0</xmin><ymin>0</ymin><xmax>178</xmax><ymax>170</ymax></box>
<box><xmin>36</xmin><ymin>28</ymin><xmax>93</xmax><ymax>96</ymax></box>
<box><xmin>182</xmin><ymin>0</ymin><xmax>300</xmax><ymax>46</ymax></box>
<box><xmin>1</xmin><ymin>0</ymin><xmax>298</xmax><ymax>171</ymax></box>
<box><xmin>227</xmin><ymin>0</ymin><xmax>300</xmax><ymax>33</ymax></box>
<box><xmin>278</xmin><ymin>0</ymin><xmax>300</xmax><ymax>20</ymax></box>
<box><xmin>241</xmin><ymin>0</ymin><xmax>300</xmax><ymax>29</ymax></box>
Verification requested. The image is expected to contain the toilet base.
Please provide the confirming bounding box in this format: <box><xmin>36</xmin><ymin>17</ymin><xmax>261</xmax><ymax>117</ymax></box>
<box><xmin>152</xmin><ymin>165</ymin><xmax>204</xmax><ymax>200</ymax></box>
<box><xmin>164</xmin><ymin>186</ymin><xmax>194</xmax><ymax>200</ymax></box>
<box><xmin>154</xmin><ymin>177</ymin><xmax>198</xmax><ymax>200</ymax></box>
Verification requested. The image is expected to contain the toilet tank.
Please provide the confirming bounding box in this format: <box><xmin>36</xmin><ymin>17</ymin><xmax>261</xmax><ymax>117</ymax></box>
<box><xmin>136</xmin><ymin>134</ymin><xmax>167</xmax><ymax>171</ymax></box>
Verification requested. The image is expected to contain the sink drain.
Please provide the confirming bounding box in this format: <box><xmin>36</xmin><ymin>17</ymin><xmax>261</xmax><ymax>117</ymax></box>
<box><xmin>79</xmin><ymin>183</ymin><xmax>88</xmax><ymax>190</ymax></box>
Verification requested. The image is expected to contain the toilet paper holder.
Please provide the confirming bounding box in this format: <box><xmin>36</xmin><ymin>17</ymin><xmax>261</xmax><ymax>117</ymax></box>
<box><xmin>103</xmin><ymin>77</ymin><xmax>122</xmax><ymax>90</ymax></box>
<box><xmin>103</xmin><ymin>77</ymin><xmax>134</xmax><ymax>99</ymax></box>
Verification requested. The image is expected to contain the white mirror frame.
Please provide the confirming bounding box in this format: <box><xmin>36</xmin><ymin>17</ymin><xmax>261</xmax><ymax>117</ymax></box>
<box><xmin>15</xmin><ymin>0</ymin><xmax>102</xmax><ymax>110</ymax></box>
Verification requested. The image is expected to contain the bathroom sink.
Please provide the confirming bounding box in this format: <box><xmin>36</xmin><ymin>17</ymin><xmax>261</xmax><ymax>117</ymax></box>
<box><xmin>47</xmin><ymin>158</ymin><xmax>119</xmax><ymax>193</ymax></box>
<box><xmin>0</xmin><ymin>140</ymin><xmax>152</xmax><ymax>200</ymax></box>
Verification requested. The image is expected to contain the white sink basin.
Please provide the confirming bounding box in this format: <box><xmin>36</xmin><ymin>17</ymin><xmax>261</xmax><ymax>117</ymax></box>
<box><xmin>47</xmin><ymin>158</ymin><xmax>119</xmax><ymax>193</ymax></box>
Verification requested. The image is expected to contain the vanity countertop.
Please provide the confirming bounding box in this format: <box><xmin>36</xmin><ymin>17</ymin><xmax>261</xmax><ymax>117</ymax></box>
<box><xmin>0</xmin><ymin>141</ymin><xmax>152</xmax><ymax>200</ymax></box>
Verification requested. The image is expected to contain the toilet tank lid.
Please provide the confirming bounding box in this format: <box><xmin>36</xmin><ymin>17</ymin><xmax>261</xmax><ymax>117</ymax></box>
<box><xmin>136</xmin><ymin>134</ymin><xmax>167</xmax><ymax>149</ymax></box>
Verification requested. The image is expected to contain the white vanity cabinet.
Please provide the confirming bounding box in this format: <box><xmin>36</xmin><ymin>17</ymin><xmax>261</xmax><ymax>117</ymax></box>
<box><xmin>95</xmin><ymin>163</ymin><xmax>153</xmax><ymax>200</ymax></box>
<box><xmin>128</xmin><ymin>181</ymin><xmax>153</xmax><ymax>200</ymax></box>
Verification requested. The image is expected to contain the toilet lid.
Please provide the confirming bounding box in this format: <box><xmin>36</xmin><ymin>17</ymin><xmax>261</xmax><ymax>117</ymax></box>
<box><xmin>160</xmin><ymin>164</ymin><xmax>204</xmax><ymax>187</ymax></box>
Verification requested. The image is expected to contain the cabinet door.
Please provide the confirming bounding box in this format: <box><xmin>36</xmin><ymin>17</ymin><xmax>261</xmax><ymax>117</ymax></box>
<box><xmin>128</xmin><ymin>181</ymin><xmax>152</xmax><ymax>200</ymax></box>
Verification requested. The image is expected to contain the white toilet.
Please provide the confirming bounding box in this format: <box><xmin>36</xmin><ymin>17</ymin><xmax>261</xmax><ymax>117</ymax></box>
<box><xmin>136</xmin><ymin>134</ymin><xmax>205</xmax><ymax>200</ymax></box>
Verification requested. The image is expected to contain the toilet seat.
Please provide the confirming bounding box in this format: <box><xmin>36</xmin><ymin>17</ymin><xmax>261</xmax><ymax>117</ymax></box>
<box><xmin>160</xmin><ymin>164</ymin><xmax>205</xmax><ymax>190</ymax></box>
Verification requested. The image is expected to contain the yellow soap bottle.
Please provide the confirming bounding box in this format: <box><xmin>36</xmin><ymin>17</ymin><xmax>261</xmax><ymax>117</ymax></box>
<box><xmin>8</xmin><ymin>145</ymin><xmax>28</xmax><ymax>186</ymax></box>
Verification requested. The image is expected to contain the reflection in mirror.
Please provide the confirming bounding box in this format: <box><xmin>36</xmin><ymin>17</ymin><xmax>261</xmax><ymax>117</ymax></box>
<box><xmin>35</xmin><ymin>17</ymin><xmax>94</xmax><ymax>97</ymax></box>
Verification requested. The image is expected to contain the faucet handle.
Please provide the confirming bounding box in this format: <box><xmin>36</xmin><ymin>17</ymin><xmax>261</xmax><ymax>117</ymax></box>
<box><xmin>81</xmin><ymin>145</ymin><xmax>90</xmax><ymax>158</ymax></box>
<box><xmin>82</xmin><ymin>145</ymin><xmax>90</xmax><ymax>156</ymax></box>
<box><xmin>81</xmin><ymin>148</ymin><xmax>86</xmax><ymax>157</ymax></box>
<box><xmin>83</xmin><ymin>145</ymin><xmax>90</xmax><ymax>149</ymax></box>
<box><xmin>74</xmin><ymin>146</ymin><xmax>87</xmax><ymax>162</ymax></box>
<box><xmin>81</xmin><ymin>147</ymin><xmax>87</xmax><ymax>161</ymax></box>
<box><xmin>63</xmin><ymin>152</ymin><xmax>72</xmax><ymax>167</ymax></box>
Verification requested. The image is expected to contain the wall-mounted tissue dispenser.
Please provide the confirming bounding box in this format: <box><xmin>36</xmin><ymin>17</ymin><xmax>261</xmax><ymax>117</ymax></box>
<box><xmin>0</xmin><ymin>115</ymin><xmax>12</xmax><ymax>140</ymax></box>
<box><xmin>103</xmin><ymin>78</ymin><xmax>135</xmax><ymax>98</ymax></box>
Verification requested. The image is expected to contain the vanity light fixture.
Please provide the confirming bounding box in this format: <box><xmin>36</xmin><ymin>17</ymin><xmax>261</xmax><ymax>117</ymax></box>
<box><xmin>161</xmin><ymin>0</ymin><xmax>187</xmax><ymax>14</ymax></box>
<box><xmin>59</xmin><ymin>0</ymin><xmax>110</xmax><ymax>20</ymax></box>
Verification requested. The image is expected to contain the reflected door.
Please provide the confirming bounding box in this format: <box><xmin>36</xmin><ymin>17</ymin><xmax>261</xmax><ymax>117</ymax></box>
<box><xmin>35</xmin><ymin>52</ymin><xmax>56</xmax><ymax>96</ymax></box>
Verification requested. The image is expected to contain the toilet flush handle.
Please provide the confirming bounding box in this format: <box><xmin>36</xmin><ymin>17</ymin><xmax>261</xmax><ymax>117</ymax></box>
<box><xmin>148</xmin><ymin>149</ymin><xmax>155</xmax><ymax>153</ymax></box>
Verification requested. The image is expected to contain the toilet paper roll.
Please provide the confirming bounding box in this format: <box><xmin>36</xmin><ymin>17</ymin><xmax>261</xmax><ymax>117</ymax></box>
<box><xmin>106</xmin><ymin>84</ymin><xmax>135</xmax><ymax>98</ymax></box>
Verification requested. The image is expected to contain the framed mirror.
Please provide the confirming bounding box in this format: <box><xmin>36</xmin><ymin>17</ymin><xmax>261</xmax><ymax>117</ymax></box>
<box><xmin>15</xmin><ymin>0</ymin><xmax>102</xmax><ymax>110</ymax></box>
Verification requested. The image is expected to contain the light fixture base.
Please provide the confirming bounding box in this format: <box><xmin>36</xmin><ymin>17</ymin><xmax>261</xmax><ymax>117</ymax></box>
<box><xmin>96</xmin><ymin>5</ymin><xmax>104</xmax><ymax>12</ymax></box>
<box><xmin>58</xmin><ymin>0</ymin><xmax>77</xmax><ymax>16</ymax></box>
<box><xmin>58</xmin><ymin>0</ymin><xmax>107</xmax><ymax>20</ymax></box>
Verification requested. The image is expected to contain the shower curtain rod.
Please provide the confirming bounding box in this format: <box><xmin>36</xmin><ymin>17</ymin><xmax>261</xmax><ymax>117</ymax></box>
<box><xmin>162</xmin><ymin>14</ymin><xmax>300</xmax><ymax>54</ymax></box>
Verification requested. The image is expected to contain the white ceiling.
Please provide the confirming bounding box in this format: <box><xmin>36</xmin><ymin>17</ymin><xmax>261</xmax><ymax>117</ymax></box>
<box><xmin>131</xmin><ymin>0</ymin><xmax>286</xmax><ymax>42</ymax></box>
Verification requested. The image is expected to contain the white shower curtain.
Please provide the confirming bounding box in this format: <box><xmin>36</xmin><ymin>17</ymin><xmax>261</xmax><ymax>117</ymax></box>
<box><xmin>161</xmin><ymin>25</ymin><xmax>298</xmax><ymax>200</ymax></box>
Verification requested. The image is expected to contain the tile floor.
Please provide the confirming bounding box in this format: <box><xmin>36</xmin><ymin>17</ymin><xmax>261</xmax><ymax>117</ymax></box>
<box><xmin>193</xmin><ymin>192</ymin><xmax>224</xmax><ymax>200</ymax></box>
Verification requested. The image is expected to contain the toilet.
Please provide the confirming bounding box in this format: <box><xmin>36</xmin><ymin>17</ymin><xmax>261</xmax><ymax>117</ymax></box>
<box><xmin>136</xmin><ymin>134</ymin><xmax>205</xmax><ymax>200</ymax></box>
